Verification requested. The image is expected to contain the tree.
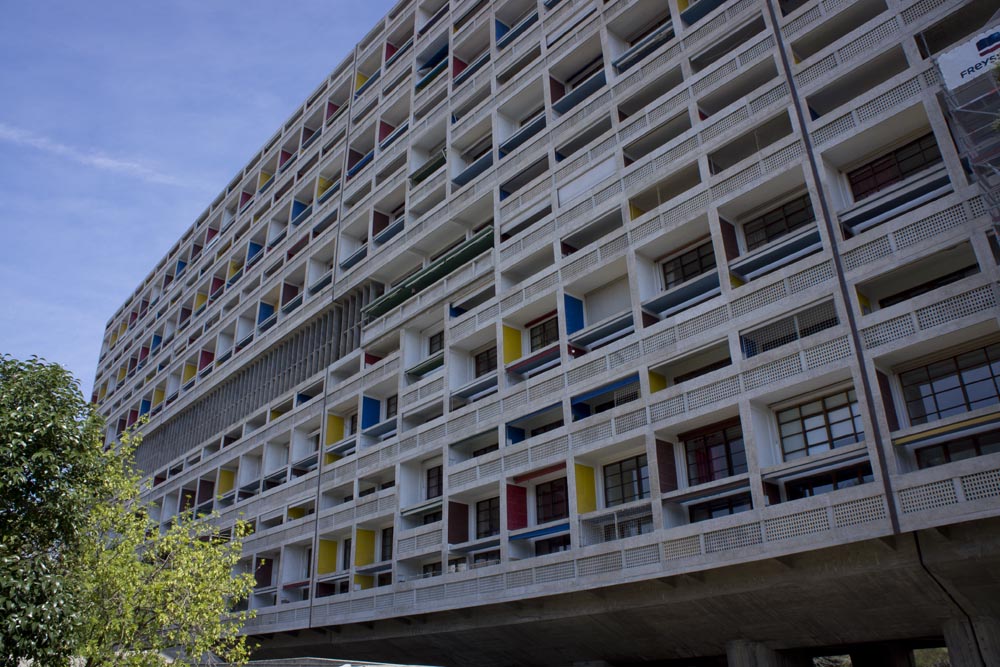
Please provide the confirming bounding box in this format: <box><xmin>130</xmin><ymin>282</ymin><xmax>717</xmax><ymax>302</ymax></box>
<box><xmin>0</xmin><ymin>356</ymin><xmax>255</xmax><ymax>666</ymax></box>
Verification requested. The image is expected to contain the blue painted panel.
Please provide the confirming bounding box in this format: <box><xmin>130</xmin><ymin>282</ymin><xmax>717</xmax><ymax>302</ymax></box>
<box><xmin>507</xmin><ymin>425</ymin><xmax>525</xmax><ymax>444</ymax></box>
<box><xmin>361</xmin><ymin>395</ymin><xmax>381</xmax><ymax>429</ymax></box>
<box><xmin>257</xmin><ymin>302</ymin><xmax>274</xmax><ymax>324</ymax></box>
<box><xmin>564</xmin><ymin>294</ymin><xmax>584</xmax><ymax>335</ymax></box>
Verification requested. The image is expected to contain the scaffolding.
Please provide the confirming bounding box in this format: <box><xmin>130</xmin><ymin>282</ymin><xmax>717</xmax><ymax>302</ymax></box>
<box><xmin>937</xmin><ymin>17</ymin><xmax>1000</xmax><ymax>234</ymax></box>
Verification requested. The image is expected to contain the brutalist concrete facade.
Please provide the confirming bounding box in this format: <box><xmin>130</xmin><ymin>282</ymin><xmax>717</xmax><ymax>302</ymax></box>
<box><xmin>93</xmin><ymin>0</ymin><xmax>1000</xmax><ymax>664</ymax></box>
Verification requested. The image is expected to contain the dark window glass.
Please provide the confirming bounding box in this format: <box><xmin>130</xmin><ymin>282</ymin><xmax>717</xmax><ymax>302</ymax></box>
<box><xmin>662</xmin><ymin>240</ymin><xmax>717</xmax><ymax>289</ymax></box>
<box><xmin>342</xmin><ymin>537</ymin><xmax>352</xmax><ymax>571</ymax></box>
<box><xmin>385</xmin><ymin>395</ymin><xmax>398</xmax><ymax>419</ymax></box>
<box><xmin>472</xmin><ymin>549</ymin><xmax>500</xmax><ymax>566</ymax></box>
<box><xmin>536</xmin><ymin>477</ymin><xmax>569</xmax><ymax>523</ymax></box>
<box><xmin>534</xmin><ymin>533</ymin><xmax>571</xmax><ymax>555</ymax></box>
<box><xmin>422</xmin><ymin>562</ymin><xmax>442</xmax><ymax>577</ymax></box>
<box><xmin>915</xmin><ymin>428</ymin><xmax>1000</xmax><ymax>469</ymax></box>
<box><xmin>530</xmin><ymin>318</ymin><xmax>559</xmax><ymax>352</ymax></box>
<box><xmin>847</xmin><ymin>133</ymin><xmax>942</xmax><ymax>201</ymax></box>
<box><xmin>422</xmin><ymin>510</ymin><xmax>442</xmax><ymax>525</ymax></box>
<box><xmin>603</xmin><ymin>455</ymin><xmax>650</xmax><ymax>507</ymax></box>
<box><xmin>786</xmin><ymin>463</ymin><xmax>874</xmax><ymax>499</ymax></box>
<box><xmin>376</xmin><ymin>572</ymin><xmax>392</xmax><ymax>587</ymax></box>
<box><xmin>743</xmin><ymin>194</ymin><xmax>816</xmax><ymax>251</ymax></box>
<box><xmin>476</xmin><ymin>497</ymin><xmax>501</xmax><ymax>538</ymax></box>
<box><xmin>474</xmin><ymin>346</ymin><xmax>498</xmax><ymax>377</ymax></box>
<box><xmin>530</xmin><ymin>419</ymin><xmax>564</xmax><ymax>437</ymax></box>
<box><xmin>899</xmin><ymin>343</ymin><xmax>1000</xmax><ymax>426</ymax></box>
<box><xmin>380</xmin><ymin>526</ymin><xmax>394</xmax><ymax>562</ymax></box>
<box><xmin>683</xmin><ymin>420</ymin><xmax>747</xmax><ymax>486</ymax></box>
<box><xmin>689</xmin><ymin>493</ymin><xmax>753</xmax><ymax>523</ymax></box>
<box><xmin>777</xmin><ymin>388</ymin><xmax>865</xmax><ymax>461</ymax></box>
<box><xmin>426</xmin><ymin>465</ymin><xmax>443</xmax><ymax>499</ymax></box>
<box><xmin>472</xmin><ymin>442</ymin><xmax>499</xmax><ymax>457</ymax></box>
<box><xmin>428</xmin><ymin>332</ymin><xmax>444</xmax><ymax>355</ymax></box>
<box><xmin>601</xmin><ymin>513</ymin><xmax>654</xmax><ymax>541</ymax></box>
<box><xmin>878</xmin><ymin>264</ymin><xmax>979</xmax><ymax>309</ymax></box>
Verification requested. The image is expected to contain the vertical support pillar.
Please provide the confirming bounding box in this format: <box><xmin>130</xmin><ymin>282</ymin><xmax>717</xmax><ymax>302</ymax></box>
<box><xmin>944</xmin><ymin>617</ymin><xmax>1000</xmax><ymax>667</ymax></box>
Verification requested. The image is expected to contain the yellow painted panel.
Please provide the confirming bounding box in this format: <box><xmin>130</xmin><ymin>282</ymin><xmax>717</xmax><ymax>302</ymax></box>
<box><xmin>152</xmin><ymin>388</ymin><xmax>165</xmax><ymax>406</ymax></box>
<box><xmin>182</xmin><ymin>363</ymin><xmax>196</xmax><ymax>383</ymax></box>
<box><xmin>110</xmin><ymin>331</ymin><xmax>119</xmax><ymax>346</ymax></box>
<box><xmin>894</xmin><ymin>413</ymin><xmax>1000</xmax><ymax>446</ymax></box>
<box><xmin>354</xmin><ymin>528</ymin><xmax>375</xmax><ymax>566</ymax></box>
<box><xmin>857</xmin><ymin>289</ymin><xmax>872</xmax><ymax>315</ymax></box>
<box><xmin>118</xmin><ymin>322</ymin><xmax>128</xmax><ymax>336</ymax></box>
<box><xmin>677</xmin><ymin>0</ymin><xmax>690</xmax><ymax>10</ymax></box>
<box><xmin>258</xmin><ymin>170</ymin><xmax>273</xmax><ymax>188</ymax></box>
<box><xmin>355</xmin><ymin>72</ymin><xmax>369</xmax><ymax>90</ymax></box>
<box><xmin>228</xmin><ymin>260</ymin><xmax>243</xmax><ymax>278</ymax></box>
<box><xmin>354</xmin><ymin>574</ymin><xmax>374</xmax><ymax>590</ymax></box>
<box><xmin>325</xmin><ymin>414</ymin><xmax>345</xmax><ymax>445</ymax></box>
<box><xmin>324</xmin><ymin>452</ymin><xmax>342</xmax><ymax>465</ymax></box>
<box><xmin>270</xmin><ymin>408</ymin><xmax>284</xmax><ymax>421</ymax></box>
<box><xmin>98</xmin><ymin>383</ymin><xmax>107</xmax><ymax>400</ymax></box>
<box><xmin>729</xmin><ymin>273</ymin><xmax>745</xmax><ymax>289</ymax></box>
<box><xmin>629</xmin><ymin>203</ymin><xmax>646</xmax><ymax>220</ymax></box>
<box><xmin>217</xmin><ymin>469</ymin><xmax>236</xmax><ymax>494</ymax></box>
<box><xmin>317</xmin><ymin>176</ymin><xmax>331</xmax><ymax>196</ymax></box>
<box><xmin>194</xmin><ymin>292</ymin><xmax>208</xmax><ymax>310</ymax></box>
<box><xmin>317</xmin><ymin>539</ymin><xmax>338</xmax><ymax>575</ymax></box>
<box><xmin>575</xmin><ymin>463</ymin><xmax>596</xmax><ymax>514</ymax></box>
<box><xmin>648</xmin><ymin>371</ymin><xmax>667</xmax><ymax>394</ymax></box>
<box><xmin>117</xmin><ymin>365</ymin><xmax>127</xmax><ymax>381</ymax></box>
<box><xmin>502</xmin><ymin>325</ymin><xmax>523</xmax><ymax>365</ymax></box>
<box><xmin>288</xmin><ymin>506</ymin><xmax>306</xmax><ymax>520</ymax></box>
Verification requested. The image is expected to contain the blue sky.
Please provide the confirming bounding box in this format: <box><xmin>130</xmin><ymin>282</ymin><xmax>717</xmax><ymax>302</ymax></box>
<box><xmin>0</xmin><ymin>0</ymin><xmax>394</xmax><ymax>397</ymax></box>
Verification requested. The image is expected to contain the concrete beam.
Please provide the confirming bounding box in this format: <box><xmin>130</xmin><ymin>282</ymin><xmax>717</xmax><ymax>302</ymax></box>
<box><xmin>944</xmin><ymin>617</ymin><xmax>1000</xmax><ymax>667</ymax></box>
<box><xmin>725</xmin><ymin>641</ymin><xmax>809</xmax><ymax>667</ymax></box>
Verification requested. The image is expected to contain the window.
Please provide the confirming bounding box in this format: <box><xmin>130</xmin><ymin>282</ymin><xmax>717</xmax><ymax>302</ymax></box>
<box><xmin>472</xmin><ymin>442</ymin><xmax>499</xmax><ymax>457</ymax></box>
<box><xmin>385</xmin><ymin>394</ymin><xmax>398</xmax><ymax>419</ymax></box>
<box><xmin>689</xmin><ymin>493</ymin><xmax>752</xmax><ymax>523</ymax></box>
<box><xmin>661</xmin><ymin>240</ymin><xmax>716</xmax><ymax>290</ymax></box>
<box><xmin>422</xmin><ymin>562</ymin><xmax>442</xmax><ymax>577</ymax></box>
<box><xmin>876</xmin><ymin>264</ymin><xmax>979</xmax><ymax>310</ymax></box>
<box><xmin>535</xmin><ymin>477</ymin><xmax>569</xmax><ymax>523</ymax></box>
<box><xmin>422</xmin><ymin>510</ymin><xmax>442</xmax><ymax>525</ymax></box>
<box><xmin>786</xmin><ymin>462</ymin><xmax>873</xmax><ymax>499</ymax></box>
<box><xmin>376</xmin><ymin>572</ymin><xmax>393</xmax><ymax>587</ymax></box>
<box><xmin>529</xmin><ymin>317</ymin><xmax>559</xmax><ymax>352</ymax></box>
<box><xmin>915</xmin><ymin>427</ymin><xmax>1000</xmax><ymax>469</ymax></box>
<box><xmin>777</xmin><ymin>388</ymin><xmax>864</xmax><ymax>461</ymax></box>
<box><xmin>474</xmin><ymin>345</ymin><xmax>498</xmax><ymax>377</ymax></box>
<box><xmin>847</xmin><ymin>133</ymin><xmax>942</xmax><ymax>201</ymax></box>
<box><xmin>683</xmin><ymin>420</ymin><xmax>747</xmax><ymax>486</ymax></box>
<box><xmin>472</xmin><ymin>549</ymin><xmax>500</xmax><ymax>566</ymax></box>
<box><xmin>476</xmin><ymin>497</ymin><xmax>501</xmax><ymax>538</ymax></box>
<box><xmin>428</xmin><ymin>331</ymin><xmax>444</xmax><ymax>355</ymax></box>
<box><xmin>740</xmin><ymin>300</ymin><xmax>838</xmax><ymax>358</ymax></box>
<box><xmin>531</xmin><ymin>419</ymin><xmax>564</xmax><ymax>437</ymax></box>
<box><xmin>342</xmin><ymin>537</ymin><xmax>352</xmax><ymax>571</ymax></box>
<box><xmin>603</xmin><ymin>454</ymin><xmax>650</xmax><ymax>507</ymax></box>
<box><xmin>380</xmin><ymin>526</ymin><xmax>394</xmax><ymax>562</ymax></box>
<box><xmin>743</xmin><ymin>193</ymin><xmax>815</xmax><ymax>251</ymax></box>
<box><xmin>426</xmin><ymin>464</ymin><xmax>443</xmax><ymax>499</ymax></box>
<box><xmin>348</xmin><ymin>412</ymin><xmax>358</xmax><ymax>434</ymax></box>
<box><xmin>601</xmin><ymin>513</ymin><xmax>654</xmax><ymax>541</ymax></box>
<box><xmin>899</xmin><ymin>343</ymin><xmax>1000</xmax><ymax>426</ymax></box>
<box><xmin>534</xmin><ymin>534</ymin><xmax>571</xmax><ymax>556</ymax></box>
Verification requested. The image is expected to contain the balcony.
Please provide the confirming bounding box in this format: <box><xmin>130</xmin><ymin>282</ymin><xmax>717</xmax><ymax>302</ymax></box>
<box><xmin>363</xmin><ymin>226</ymin><xmax>494</xmax><ymax>320</ymax></box>
<box><xmin>642</xmin><ymin>271</ymin><xmax>721</xmax><ymax>319</ymax></box>
<box><xmin>568</xmin><ymin>312</ymin><xmax>634</xmax><ymax>351</ymax></box>
<box><xmin>499</xmin><ymin>114</ymin><xmax>547</xmax><ymax>157</ymax></box>
<box><xmin>339</xmin><ymin>245</ymin><xmax>368</xmax><ymax>271</ymax></box>
<box><xmin>612</xmin><ymin>21</ymin><xmax>675</xmax><ymax>73</ymax></box>
<box><xmin>839</xmin><ymin>165</ymin><xmax>952</xmax><ymax>236</ymax></box>
<box><xmin>729</xmin><ymin>227</ymin><xmax>822</xmax><ymax>283</ymax></box>
<box><xmin>454</xmin><ymin>51</ymin><xmax>491</xmax><ymax>88</ymax></box>
<box><xmin>496</xmin><ymin>11</ymin><xmax>538</xmax><ymax>50</ymax></box>
<box><xmin>410</xmin><ymin>150</ymin><xmax>447</xmax><ymax>185</ymax></box>
<box><xmin>453</xmin><ymin>151</ymin><xmax>494</xmax><ymax>188</ymax></box>
<box><xmin>680</xmin><ymin>0</ymin><xmax>725</xmax><ymax>26</ymax></box>
<box><xmin>552</xmin><ymin>70</ymin><xmax>607</xmax><ymax>116</ymax></box>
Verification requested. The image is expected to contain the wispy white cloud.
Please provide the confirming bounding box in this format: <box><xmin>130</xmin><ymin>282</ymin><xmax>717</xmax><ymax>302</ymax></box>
<box><xmin>0</xmin><ymin>121</ymin><xmax>184</xmax><ymax>186</ymax></box>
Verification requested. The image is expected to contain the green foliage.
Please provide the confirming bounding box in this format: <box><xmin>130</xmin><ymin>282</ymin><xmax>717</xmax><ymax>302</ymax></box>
<box><xmin>0</xmin><ymin>356</ymin><xmax>255</xmax><ymax>667</ymax></box>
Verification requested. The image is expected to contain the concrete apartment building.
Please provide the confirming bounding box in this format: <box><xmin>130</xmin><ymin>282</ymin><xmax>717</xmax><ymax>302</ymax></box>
<box><xmin>91</xmin><ymin>0</ymin><xmax>1000</xmax><ymax>664</ymax></box>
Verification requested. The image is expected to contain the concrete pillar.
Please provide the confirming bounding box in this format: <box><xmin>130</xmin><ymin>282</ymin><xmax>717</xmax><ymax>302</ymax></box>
<box><xmin>726</xmin><ymin>640</ymin><xmax>810</xmax><ymax>667</ymax></box>
<box><xmin>849</xmin><ymin>643</ymin><xmax>913</xmax><ymax>667</ymax></box>
<box><xmin>944</xmin><ymin>617</ymin><xmax>1000</xmax><ymax>667</ymax></box>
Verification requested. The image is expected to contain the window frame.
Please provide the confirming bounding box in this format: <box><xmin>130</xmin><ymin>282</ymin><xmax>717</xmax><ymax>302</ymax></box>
<box><xmin>534</xmin><ymin>476</ymin><xmax>569</xmax><ymax>524</ymax></box>
<box><xmin>741</xmin><ymin>191</ymin><xmax>816</xmax><ymax>252</ymax></box>
<box><xmin>475</xmin><ymin>496</ymin><xmax>501</xmax><ymax>539</ymax></box>
<box><xmin>896</xmin><ymin>340</ymin><xmax>1000</xmax><ymax>427</ymax></box>
<box><xmin>427</xmin><ymin>331</ymin><xmax>444</xmax><ymax>355</ymax></box>
<box><xmin>845</xmin><ymin>132</ymin><xmax>943</xmax><ymax>203</ymax></box>
<box><xmin>529</xmin><ymin>317</ymin><xmax>560</xmax><ymax>352</ymax></box>
<box><xmin>659</xmin><ymin>238</ymin><xmax>717</xmax><ymax>291</ymax></box>
<box><xmin>473</xmin><ymin>344</ymin><xmax>498</xmax><ymax>377</ymax></box>
<box><xmin>772</xmin><ymin>386</ymin><xmax>865</xmax><ymax>461</ymax></box>
<box><xmin>602</xmin><ymin>453</ymin><xmax>650</xmax><ymax>508</ymax></box>
<box><xmin>681</xmin><ymin>418</ymin><xmax>748</xmax><ymax>486</ymax></box>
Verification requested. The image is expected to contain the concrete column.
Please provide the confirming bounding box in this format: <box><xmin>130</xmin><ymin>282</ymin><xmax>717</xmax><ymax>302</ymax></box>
<box><xmin>944</xmin><ymin>617</ymin><xmax>1000</xmax><ymax>667</ymax></box>
<box><xmin>848</xmin><ymin>643</ymin><xmax>913</xmax><ymax>667</ymax></box>
<box><xmin>726</xmin><ymin>640</ymin><xmax>810</xmax><ymax>667</ymax></box>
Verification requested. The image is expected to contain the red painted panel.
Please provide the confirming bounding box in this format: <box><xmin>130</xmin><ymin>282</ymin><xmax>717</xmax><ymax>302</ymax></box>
<box><xmin>507</xmin><ymin>484</ymin><xmax>527</xmax><ymax>530</ymax></box>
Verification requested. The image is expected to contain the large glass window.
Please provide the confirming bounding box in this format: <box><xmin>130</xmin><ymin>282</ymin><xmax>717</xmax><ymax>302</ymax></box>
<box><xmin>847</xmin><ymin>133</ymin><xmax>942</xmax><ymax>201</ymax></box>
<box><xmin>534</xmin><ymin>534</ymin><xmax>571</xmax><ymax>556</ymax></box>
<box><xmin>603</xmin><ymin>454</ymin><xmax>650</xmax><ymax>507</ymax></box>
<box><xmin>683</xmin><ymin>420</ymin><xmax>747</xmax><ymax>486</ymax></box>
<box><xmin>900</xmin><ymin>343</ymin><xmax>1000</xmax><ymax>426</ymax></box>
<box><xmin>777</xmin><ymin>388</ymin><xmax>864</xmax><ymax>461</ymax></box>
<box><xmin>426</xmin><ymin>465</ymin><xmax>443</xmax><ymax>499</ymax></box>
<box><xmin>476</xmin><ymin>497</ymin><xmax>501</xmax><ymax>538</ymax></box>
<box><xmin>743</xmin><ymin>193</ymin><xmax>815</xmax><ymax>251</ymax></box>
<box><xmin>428</xmin><ymin>331</ymin><xmax>444</xmax><ymax>354</ymax></box>
<box><xmin>535</xmin><ymin>477</ymin><xmax>569</xmax><ymax>523</ymax></box>
<box><xmin>662</xmin><ymin>240</ymin><xmax>716</xmax><ymax>290</ymax></box>
<box><xmin>689</xmin><ymin>493</ymin><xmax>752</xmax><ymax>523</ymax></box>
<box><xmin>380</xmin><ymin>526</ymin><xmax>394</xmax><ymax>562</ymax></box>
<box><xmin>786</xmin><ymin>462</ymin><xmax>873</xmax><ymax>499</ymax></box>
<box><xmin>530</xmin><ymin>318</ymin><xmax>559</xmax><ymax>351</ymax></box>
<box><xmin>474</xmin><ymin>346</ymin><xmax>498</xmax><ymax>377</ymax></box>
<box><xmin>915</xmin><ymin>428</ymin><xmax>1000</xmax><ymax>469</ymax></box>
